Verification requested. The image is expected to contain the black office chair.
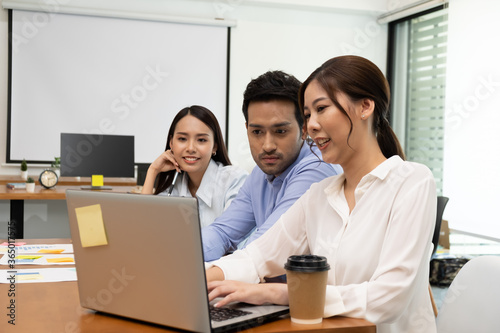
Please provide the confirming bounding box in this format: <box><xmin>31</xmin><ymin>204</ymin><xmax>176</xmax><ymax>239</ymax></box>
<box><xmin>136</xmin><ymin>163</ymin><xmax>150</xmax><ymax>186</ymax></box>
<box><xmin>431</xmin><ymin>196</ymin><xmax>449</xmax><ymax>257</ymax></box>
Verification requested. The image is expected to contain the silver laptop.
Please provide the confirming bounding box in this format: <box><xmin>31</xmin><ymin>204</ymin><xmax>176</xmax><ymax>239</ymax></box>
<box><xmin>66</xmin><ymin>190</ymin><xmax>288</xmax><ymax>332</ymax></box>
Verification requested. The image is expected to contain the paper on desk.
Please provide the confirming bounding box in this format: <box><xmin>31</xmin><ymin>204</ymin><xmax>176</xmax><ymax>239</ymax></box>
<box><xmin>75</xmin><ymin>204</ymin><xmax>109</xmax><ymax>247</ymax></box>
<box><xmin>0</xmin><ymin>253</ymin><xmax>75</xmax><ymax>265</ymax></box>
<box><xmin>0</xmin><ymin>244</ymin><xmax>74</xmax><ymax>254</ymax></box>
<box><xmin>0</xmin><ymin>242</ymin><xmax>26</xmax><ymax>246</ymax></box>
<box><xmin>0</xmin><ymin>268</ymin><xmax>77</xmax><ymax>283</ymax></box>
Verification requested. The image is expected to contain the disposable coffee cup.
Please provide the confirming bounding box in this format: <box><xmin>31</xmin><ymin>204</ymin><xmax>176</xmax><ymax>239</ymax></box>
<box><xmin>284</xmin><ymin>255</ymin><xmax>330</xmax><ymax>324</ymax></box>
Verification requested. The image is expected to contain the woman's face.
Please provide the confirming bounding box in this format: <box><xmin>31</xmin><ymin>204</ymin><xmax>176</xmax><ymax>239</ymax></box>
<box><xmin>169</xmin><ymin>115</ymin><xmax>217</xmax><ymax>177</ymax></box>
<box><xmin>303</xmin><ymin>80</ymin><xmax>359</xmax><ymax>165</ymax></box>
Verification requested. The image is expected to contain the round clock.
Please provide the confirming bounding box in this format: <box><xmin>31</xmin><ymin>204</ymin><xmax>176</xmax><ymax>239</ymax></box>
<box><xmin>39</xmin><ymin>169</ymin><xmax>59</xmax><ymax>189</ymax></box>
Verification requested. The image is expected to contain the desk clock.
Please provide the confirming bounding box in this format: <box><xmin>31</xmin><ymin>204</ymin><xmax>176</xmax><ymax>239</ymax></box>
<box><xmin>39</xmin><ymin>169</ymin><xmax>59</xmax><ymax>189</ymax></box>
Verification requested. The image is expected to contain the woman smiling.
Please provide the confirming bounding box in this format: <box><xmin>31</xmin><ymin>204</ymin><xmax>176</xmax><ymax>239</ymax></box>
<box><xmin>142</xmin><ymin>105</ymin><xmax>248</xmax><ymax>228</ymax></box>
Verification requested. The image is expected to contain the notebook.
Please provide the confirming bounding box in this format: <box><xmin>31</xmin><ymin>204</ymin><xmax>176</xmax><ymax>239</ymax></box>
<box><xmin>65</xmin><ymin>190</ymin><xmax>288</xmax><ymax>332</ymax></box>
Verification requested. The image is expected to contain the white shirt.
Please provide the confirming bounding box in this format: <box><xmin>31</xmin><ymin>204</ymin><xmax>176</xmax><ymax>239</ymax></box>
<box><xmin>159</xmin><ymin>160</ymin><xmax>248</xmax><ymax>228</ymax></box>
<box><xmin>210</xmin><ymin>156</ymin><xmax>437</xmax><ymax>333</ymax></box>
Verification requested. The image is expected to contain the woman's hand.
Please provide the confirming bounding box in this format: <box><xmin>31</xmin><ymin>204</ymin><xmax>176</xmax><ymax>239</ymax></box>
<box><xmin>149</xmin><ymin>150</ymin><xmax>181</xmax><ymax>174</ymax></box>
<box><xmin>207</xmin><ymin>280</ymin><xmax>289</xmax><ymax>308</ymax></box>
<box><xmin>141</xmin><ymin>150</ymin><xmax>181</xmax><ymax>194</ymax></box>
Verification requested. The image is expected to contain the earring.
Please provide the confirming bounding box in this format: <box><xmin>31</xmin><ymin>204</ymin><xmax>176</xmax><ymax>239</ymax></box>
<box><xmin>361</xmin><ymin>114</ymin><xmax>365</xmax><ymax>119</ymax></box>
<box><xmin>212</xmin><ymin>152</ymin><xmax>216</xmax><ymax>156</ymax></box>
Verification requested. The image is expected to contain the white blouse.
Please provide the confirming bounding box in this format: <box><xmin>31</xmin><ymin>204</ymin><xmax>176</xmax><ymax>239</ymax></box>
<box><xmin>159</xmin><ymin>159</ymin><xmax>248</xmax><ymax>228</ymax></box>
<box><xmin>210</xmin><ymin>156</ymin><xmax>437</xmax><ymax>333</ymax></box>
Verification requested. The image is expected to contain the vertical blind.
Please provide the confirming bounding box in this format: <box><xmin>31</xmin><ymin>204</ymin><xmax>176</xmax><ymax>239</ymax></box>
<box><xmin>392</xmin><ymin>8</ymin><xmax>448</xmax><ymax>194</ymax></box>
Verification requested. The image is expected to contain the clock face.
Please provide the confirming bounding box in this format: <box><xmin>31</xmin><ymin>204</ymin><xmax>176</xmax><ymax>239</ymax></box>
<box><xmin>39</xmin><ymin>170</ymin><xmax>58</xmax><ymax>189</ymax></box>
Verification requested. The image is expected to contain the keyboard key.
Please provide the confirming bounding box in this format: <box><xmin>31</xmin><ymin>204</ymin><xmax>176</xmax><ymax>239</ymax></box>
<box><xmin>210</xmin><ymin>305</ymin><xmax>252</xmax><ymax>322</ymax></box>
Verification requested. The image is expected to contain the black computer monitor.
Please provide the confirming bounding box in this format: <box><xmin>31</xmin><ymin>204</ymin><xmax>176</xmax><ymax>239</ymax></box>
<box><xmin>60</xmin><ymin>133</ymin><xmax>135</xmax><ymax>180</ymax></box>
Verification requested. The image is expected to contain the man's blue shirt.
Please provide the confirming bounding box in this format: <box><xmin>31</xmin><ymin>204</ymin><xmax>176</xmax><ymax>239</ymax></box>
<box><xmin>202</xmin><ymin>143</ymin><xmax>342</xmax><ymax>262</ymax></box>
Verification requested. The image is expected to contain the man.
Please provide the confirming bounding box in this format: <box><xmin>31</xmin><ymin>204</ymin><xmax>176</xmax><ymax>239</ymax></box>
<box><xmin>202</xmin><ymin>70</ymin><xmax>342</xmax><ymax>262</ymax></box>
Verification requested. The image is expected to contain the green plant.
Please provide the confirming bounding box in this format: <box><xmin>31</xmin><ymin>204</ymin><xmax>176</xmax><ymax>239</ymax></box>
<box><xmin>51</xmin><ymin>157</ymin><xmax>61</xmax><ymax>169</ymax></box>
<box><xmin>26</xmin><ymin>177</ymin><xmax>35</xmax><ymax>183</ymax></box>
<box><xmin>21</xmin><ymin>159</ymin><xmax>28</xmax><ymax>171</ymax></box>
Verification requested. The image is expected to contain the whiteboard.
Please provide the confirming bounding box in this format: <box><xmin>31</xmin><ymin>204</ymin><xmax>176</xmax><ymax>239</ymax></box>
<box><xmin>9</xmin><ymin>10</ymin><xmax>228</xmax><ymax>164</ymax></box>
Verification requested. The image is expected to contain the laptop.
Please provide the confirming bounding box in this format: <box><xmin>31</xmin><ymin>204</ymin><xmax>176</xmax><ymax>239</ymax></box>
<box><xmin>65</xmin><ymin>190</ymin><xmax>289</xmax><ymax>332</ymax></box>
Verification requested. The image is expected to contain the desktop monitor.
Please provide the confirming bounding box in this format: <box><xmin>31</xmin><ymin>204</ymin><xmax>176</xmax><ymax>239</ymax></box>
<box><xmin>60</xmin><ymin>133</ymin><xmax>135</xmax><ymax>178</ymax></box>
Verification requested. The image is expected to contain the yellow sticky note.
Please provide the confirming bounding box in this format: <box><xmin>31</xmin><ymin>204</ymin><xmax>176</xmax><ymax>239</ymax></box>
<box><xmin>46</xmin><ymin>257</ymin><xmax>74</xmax><ymax>263</ymax></box>
<box><xmin>16</xmin><ymin>255</ymin><xmax>42</xmax><ymax>260</ymax></box>
<box><xmin>92</xmin><ymin>175</ymin><xmax>104</xmax><ymax>187</ymax></box>
<box><xmin>75</xmin><ymin>204</ymin><xmax>108</xmax><ymax>247</ymax></box>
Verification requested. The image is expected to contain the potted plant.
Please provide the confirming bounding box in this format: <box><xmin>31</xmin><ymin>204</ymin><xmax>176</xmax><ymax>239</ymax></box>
<box><xmin>26</xmin><ymin>177</ymin><xmax>35</xmax><ymax>193</ymax></box>
<box><xmin>51</xmin><ymin>157</ymin><xmax>61</xmax><ymax>177</ymax></box>
<box><xmin>20</xmin><ymin>159</ymin><xmax>28</xmax><ymax>180</ymax></box>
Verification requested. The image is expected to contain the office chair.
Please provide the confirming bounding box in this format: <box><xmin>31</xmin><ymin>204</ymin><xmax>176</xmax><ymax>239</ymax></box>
<box><xmin>136</xmin><ymin>163</ymin><xmax>150</xmax><ymax>186</ymax></box>
<box><xmin>436</xmin><ymin>256</ymin><xmax>500</xmax><ymax>333</ymax></box>
<box><xmin>432</xmin><ymin>196</ymin><xmax>449</xmax><ymax>257</ymax></box>
<box><xmin>429</xmin><ymin>196</ymin><xmax>449</xmax><ymax>316</ymax></box>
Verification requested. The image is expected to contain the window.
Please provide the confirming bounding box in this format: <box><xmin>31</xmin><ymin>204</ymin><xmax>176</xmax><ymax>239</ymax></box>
<box><xmin>388</xmin><ymin>6</ymin><xmax>448</xmax><ymax>195</ymax></box>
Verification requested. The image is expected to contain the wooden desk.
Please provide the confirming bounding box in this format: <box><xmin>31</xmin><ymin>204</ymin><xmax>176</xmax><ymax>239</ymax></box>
<box><xmin>0</xmin><ymin>239</ymin><xmax>376</xmax><ymax>333</ymax></box>
<box><xmin>0</xmin><ymin>186</ymin><xmax>139</xmax><ymax>239</ymax></box>
<box><xmin>0</xmin><ymin>175</ymin><xmax>137</xmax><ymax>186</ymax></box>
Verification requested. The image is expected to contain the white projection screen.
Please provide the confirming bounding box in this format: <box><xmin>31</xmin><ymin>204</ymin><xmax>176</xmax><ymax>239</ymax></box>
<box><xmin>8</xmin><ymin>10</ymin><xmax>229</xmax><ymax>164</ymax></box>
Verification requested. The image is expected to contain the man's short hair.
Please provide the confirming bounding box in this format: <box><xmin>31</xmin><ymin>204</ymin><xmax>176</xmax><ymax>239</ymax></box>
<box><xmin>242</xmin><ymin>71</ymin><xmax>303</xmax><ymax>129</ymax></box>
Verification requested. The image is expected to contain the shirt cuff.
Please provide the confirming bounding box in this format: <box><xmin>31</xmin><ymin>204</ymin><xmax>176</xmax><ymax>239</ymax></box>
<box><xmin>324</xmin><ymin>285</ymin><xmax>347</xmax><ymax>317</ymax></box>
<box><xmin>209</xmin><ymin>253</ymin><xmax>261</xmax><ymax>284</ymax></box>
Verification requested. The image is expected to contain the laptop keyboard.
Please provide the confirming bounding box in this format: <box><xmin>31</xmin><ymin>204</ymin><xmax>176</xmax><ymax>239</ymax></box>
<box><xmin>209</xmin><ymin>305</ymin><xmax>252</xmax><ymax>322</ymax></box>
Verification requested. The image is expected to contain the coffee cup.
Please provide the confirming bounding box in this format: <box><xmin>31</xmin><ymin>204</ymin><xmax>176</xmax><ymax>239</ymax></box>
<box><xmin>284</xmin><ymin>255</ymin><xmax>330</xmax><ymax>324</ymax></box>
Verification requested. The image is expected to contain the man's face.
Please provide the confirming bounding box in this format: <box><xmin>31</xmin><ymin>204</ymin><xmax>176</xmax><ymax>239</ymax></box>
<box><xmin>246</xmin><ymin>100</ymin><xmax>305</xmax><ymax>178</ymax></box>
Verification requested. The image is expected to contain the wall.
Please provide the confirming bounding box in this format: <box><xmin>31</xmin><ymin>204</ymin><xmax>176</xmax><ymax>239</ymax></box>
<box><xmin>443</xmin><ymin>0</ymin><xmax>500</xmax><ymax>240</ymax></box>
<box><xmin>0</xmin><ymin>0</ymin><xmax>388</xmax><ymax>238</ymax></box>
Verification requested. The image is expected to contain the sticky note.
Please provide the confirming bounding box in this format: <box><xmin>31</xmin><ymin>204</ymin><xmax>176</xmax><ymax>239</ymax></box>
<box><xmin>46</xmin><ymin>257</ymin><xmax>74</xmax><ymax>263</ymax></box>
<box><xmin>75</xmin><ymin>204</ymin><xmax>108</xmax><ymax>247</ymax></box>
<box><xmin>16</xmin><ymin>255</ymin><xmax>42</xmax><ymax>260</ymax></box>
<box><xmin>37</xmin><ymin>249</ymin><xmax>64</xmax><ymax>254</ymax></box>
<box><xmin>0</xmin><ymin>242</ymin><xmax>26</xmax><ymax>246</ymax></box>
<box><xmin>92</xmin><ymin>175</ymin><xmax>104</xmax><ymax>187</ymax></box>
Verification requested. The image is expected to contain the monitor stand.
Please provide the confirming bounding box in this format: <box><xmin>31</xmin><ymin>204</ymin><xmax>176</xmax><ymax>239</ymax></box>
<box><xmin>80</xmin><ymin>185</ymin><xmax>113</xmax><ymax>190</ymax></box>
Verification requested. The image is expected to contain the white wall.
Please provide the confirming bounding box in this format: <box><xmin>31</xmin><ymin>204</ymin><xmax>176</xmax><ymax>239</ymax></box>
<box><xmin>0</xmin><ymin>0</ymin><xmax>388</xmax><ymax>238</ymax></box>
<box><xmin>443</xmin><ymin>0</ymin><xmax>500</xmax><ymax>240</ymax></box>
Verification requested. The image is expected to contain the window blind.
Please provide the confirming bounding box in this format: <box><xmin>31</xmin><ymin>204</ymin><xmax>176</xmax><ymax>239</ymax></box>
<box><xmin>404</xmin><ymin>9</ymin><xmax>448</xmax><ymax>194</ymax></box>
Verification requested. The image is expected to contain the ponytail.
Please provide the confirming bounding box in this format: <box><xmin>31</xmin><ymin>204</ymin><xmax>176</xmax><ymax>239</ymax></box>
<box><xmin>376</xmin><ymin>118</ymin><xmax>405</xmax><ymax>160</ymax></box>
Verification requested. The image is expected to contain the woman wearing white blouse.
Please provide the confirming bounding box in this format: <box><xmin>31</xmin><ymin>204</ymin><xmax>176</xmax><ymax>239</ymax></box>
<box><xmin>206</xmin><ymin>56</ymin><xmax>437</xmax><ymax>333</ymax></box>
<box><xmin>142</xmin><ymin>105</ymin><xmax>248</xmax><ymax>228</ymax></box>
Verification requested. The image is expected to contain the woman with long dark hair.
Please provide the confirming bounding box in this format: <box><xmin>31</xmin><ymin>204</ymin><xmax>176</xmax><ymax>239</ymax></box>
<box><xmin>205</xmin><ymin>56</ymin><xmax>437</xmax><ymax>333</ymax></box>
<box><xmin>142</xmin><ymin>105</ymin><xmax>248</xmax><ymax>228</ymax></box>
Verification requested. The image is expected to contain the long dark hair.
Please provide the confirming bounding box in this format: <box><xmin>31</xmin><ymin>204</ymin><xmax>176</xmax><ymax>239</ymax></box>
<box><xmin>154</xmin><ymin>105</ymin><xmax>231</xmax><ymax>194</ymax></box>
<box><xmin>298</xmin><ymin>55</ymin><xmax>405</xmax><ymax>160</ymax></box>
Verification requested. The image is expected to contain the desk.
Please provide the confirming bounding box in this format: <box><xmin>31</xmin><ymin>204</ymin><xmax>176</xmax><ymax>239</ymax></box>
<box><xmin>0</xmin><ymin>175</ymin><xmax>136</xmax><ymax>186</ymax></box>
<box><xmin>0</xmin><ymin>186</ymin><xmax>138</xmax><ymax>239</ymax></box>
<box><xmin>0</xmin><ymin>239</ymin><xmax>376</xmax><ymax>333</ymax></box>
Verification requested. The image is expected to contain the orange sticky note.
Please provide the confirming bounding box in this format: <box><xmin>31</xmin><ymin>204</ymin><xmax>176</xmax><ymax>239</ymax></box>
<box><xmin>75</xmin><ymin>204</ymin><xmax>108</xmax><ymax>247</ymax></box>
<box><xmin>46</xmin><ymin>257</ymin><xmax>74</xmax><ymax>263</ymax></box>
<box><xmin>92</xmin><ymin>175</ymin><xmax>104</xmax><ymax>187</ymax></box>
<box><xmin>38</xmin><ymin>249</ymin><xmax>64</xmax><ymax>254</ymax></box>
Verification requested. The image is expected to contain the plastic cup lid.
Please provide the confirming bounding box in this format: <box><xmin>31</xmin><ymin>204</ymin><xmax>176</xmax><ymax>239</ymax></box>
<box><xmin>284</xmin><ymin>255</ymin><xmax>330</xmax><ymax>272</ymax></box>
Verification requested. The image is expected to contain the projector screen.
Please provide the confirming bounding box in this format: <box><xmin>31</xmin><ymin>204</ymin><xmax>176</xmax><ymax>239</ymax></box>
<box><xmin>8</xmin><ymin>10</ymin><xmax>229</xmax><ymax>164</ymax></box>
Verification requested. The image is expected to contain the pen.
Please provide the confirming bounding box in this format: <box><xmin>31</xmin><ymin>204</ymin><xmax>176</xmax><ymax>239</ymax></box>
<box><xmin>166</xmin><ymin>172</ymin><xmax>180</xmax><ymax>196</ymax></box>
